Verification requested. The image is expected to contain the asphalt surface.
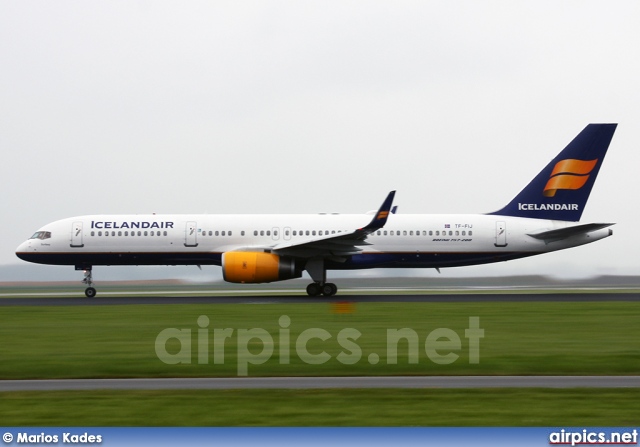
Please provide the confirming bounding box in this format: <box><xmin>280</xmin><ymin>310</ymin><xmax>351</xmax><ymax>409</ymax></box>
<box><xmin>1</xmin><ymin>292</ymin><xmax>640</xmax><ymax>305</ymax></box>
<box><xmin>2</xmin><ymin>376</ymin><xmax>640</xmax><ymax>391</ymax></box>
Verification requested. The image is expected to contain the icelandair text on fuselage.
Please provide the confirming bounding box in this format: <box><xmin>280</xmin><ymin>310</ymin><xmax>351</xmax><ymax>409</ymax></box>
<box><xmin>518</xmin><ymin>203</ymin><xmax>579</xmax><ymax>211</ymax></box>
<box><xmin>91</xmin><ymin>221</ymin><xmax>174</xmax><ymax>230</ymax></box>
<box><xmin>15</xmin><ymin>432</ymin><xmax>102</xmax><ymax>444</ymax></box>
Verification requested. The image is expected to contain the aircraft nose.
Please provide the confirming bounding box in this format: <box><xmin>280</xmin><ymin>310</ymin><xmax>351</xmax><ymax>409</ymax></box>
<box><xmin>15</xmin><ymin>240</ymin><xmax>32</xmax><ymax>260</ymax></box>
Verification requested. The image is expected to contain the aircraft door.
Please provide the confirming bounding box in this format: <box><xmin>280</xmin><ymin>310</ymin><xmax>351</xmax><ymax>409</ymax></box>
<box><xmin>71</xmin><ymin>221</ymin><xmax>84</xmax><ymax>248</ymax></box>
<box><xmin>495</xmin><ymin>221</ymin><xmax>507</xmax><ymax>247</ymax></box>
<box><xmin>185</xmin><ymin>221</ymin><xmax>198</xmax><ymax>247</ymax></box>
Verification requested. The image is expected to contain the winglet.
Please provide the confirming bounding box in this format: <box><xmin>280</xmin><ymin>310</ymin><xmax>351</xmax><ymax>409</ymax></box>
<box><xmin>361</xmin><ymin>190</ymin><xmax>396</xmax><ymax>233</ymax></box>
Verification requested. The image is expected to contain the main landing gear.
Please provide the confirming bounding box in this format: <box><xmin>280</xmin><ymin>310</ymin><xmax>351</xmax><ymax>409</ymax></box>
<box><xmin>77</xmin><ymin>265</ymin><xmax>96</xmax><ymax>298</ymax></box>
<box><xmin>304</xmin><ymin>258</ymin><xmax>338</xmax><ymax>297</ymax></box>
<box><xmin>306</xmin><ymin>282</ymin><xmax>338</xmax><ymax>297</ymax></box>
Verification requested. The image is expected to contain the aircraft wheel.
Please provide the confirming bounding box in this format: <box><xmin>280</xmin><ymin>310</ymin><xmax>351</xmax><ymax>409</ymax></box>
<box><xmin>85</xmin><ymin>287</ymin><xmax>97</xmax><ymax>298</ymax></box>
<box><xmin>322</xmin><ymin>283</ymin><xmax>338</xmax><ymax>297</ymax></box>
<box><xmin>306</xmin><ymin>283</ymin><xmax>321</xmax><ymax>297</ymax></box>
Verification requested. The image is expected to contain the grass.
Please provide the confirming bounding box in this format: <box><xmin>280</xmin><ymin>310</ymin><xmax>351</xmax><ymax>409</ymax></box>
<box><xmin>1</xmin><ymin>388</ymin><xmax>640</xmax><ymax>426</ymax></box>
<box><xmin>0</xmin><ymin>302</ymin><xmax>639</xmax><ymax>378</ymax></box>
<box><xmin>2</xmin><ymin>300</ymin><xmax>640</xmax><ymax>427</ymax></box>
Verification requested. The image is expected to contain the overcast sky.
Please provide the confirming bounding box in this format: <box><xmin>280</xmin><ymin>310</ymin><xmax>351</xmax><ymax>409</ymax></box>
<box><xmin>1</xmin><ymin>1</ymin><xmax>639</xmax><ymax>281</ymax></box>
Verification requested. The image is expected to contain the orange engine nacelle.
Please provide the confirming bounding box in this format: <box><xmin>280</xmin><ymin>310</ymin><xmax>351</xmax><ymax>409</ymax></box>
<box><xmin>222</xmin><ymin>252</ymin><xmax>300</xmax><ymax>284</ymax></box>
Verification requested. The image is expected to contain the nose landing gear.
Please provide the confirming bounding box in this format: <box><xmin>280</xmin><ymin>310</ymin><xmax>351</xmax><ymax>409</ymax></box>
<box><xmin>76</xmin><ymin>265</ymin><xmax>96</xmax><ymax>298</ymax></box>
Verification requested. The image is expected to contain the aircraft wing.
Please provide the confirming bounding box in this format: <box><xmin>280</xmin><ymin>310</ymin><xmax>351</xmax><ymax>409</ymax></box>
<box><xmin>270</xmin><ymin>191</ymin><xmax>396</xmax><ymax>259</ymax></box>
<box><xmin>527</xmin><ymin>223</ymin><xmax>614</xmax><ymax>243</ymax></box>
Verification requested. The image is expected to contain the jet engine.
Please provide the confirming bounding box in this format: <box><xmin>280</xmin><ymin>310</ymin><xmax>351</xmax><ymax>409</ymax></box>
<box><xmin>222</xmin><ymin>252</ymin><xmax>300</xmax><ymax>283</ymax></box>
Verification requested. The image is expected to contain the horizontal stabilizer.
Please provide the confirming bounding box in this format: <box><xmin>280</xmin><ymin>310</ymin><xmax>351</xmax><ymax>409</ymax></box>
<box><xmin>527</xmin><ymin>223</ymin><xmax>614</xmax><ymax>242</ymax></box>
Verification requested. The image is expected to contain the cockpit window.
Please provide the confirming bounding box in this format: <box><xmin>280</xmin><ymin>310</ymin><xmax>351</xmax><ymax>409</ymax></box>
<box><xmin>30</xmin><ymin>231</ymin><xmax>52</xmax><ymax>240</ymax></box>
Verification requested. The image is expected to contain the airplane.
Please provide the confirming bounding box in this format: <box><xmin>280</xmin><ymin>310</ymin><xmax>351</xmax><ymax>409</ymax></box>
<box><xmin>16</xmin><ymin>123</ymin><xmax>617</xmax><ymax>298</ymax></box>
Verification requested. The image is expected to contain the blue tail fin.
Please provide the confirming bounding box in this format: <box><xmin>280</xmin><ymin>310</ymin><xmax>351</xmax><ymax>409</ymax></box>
<box><xmin>490</xmin><ymin>124</ymin><xmax>617</xmax><ymax>221</ymax></box>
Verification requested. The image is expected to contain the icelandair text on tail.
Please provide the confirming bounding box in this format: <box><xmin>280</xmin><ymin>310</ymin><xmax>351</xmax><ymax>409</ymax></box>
<box><xmin>518</xmin><ymin>203</ymin><xmax>579</xmax><ymax>211</ymax></box>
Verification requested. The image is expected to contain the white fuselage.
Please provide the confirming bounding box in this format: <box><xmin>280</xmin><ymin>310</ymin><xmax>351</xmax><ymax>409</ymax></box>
<box><xmin>15</xmin><ymin>213</ymin><xmax>612</xmax><ymax>271</ymax></box>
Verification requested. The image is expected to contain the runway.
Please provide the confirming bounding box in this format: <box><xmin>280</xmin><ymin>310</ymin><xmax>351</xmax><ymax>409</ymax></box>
<box><xmin>1</xmin><ymin>292</ymin><xmax>639</xmax><ymax>306</ymax></box>
<box><xmin>1</xmin><ymin>376</ymin><xmax>640</xmax><ymax>391</ymax></box>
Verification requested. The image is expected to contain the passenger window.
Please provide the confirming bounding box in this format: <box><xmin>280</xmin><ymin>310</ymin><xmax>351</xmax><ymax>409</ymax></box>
<box><xmin>118</xmin><ymin>231</ymin><xmax>122</xmax><ymax>236</ymax></box>
<box><xmin>469</xmin><ymin>231</ymin><xmax>473</xmax><ymax>236</ymax></box>
<box><xmin>241</xmin><ymin>231</ymin><xmax>245</xmax><ymax>236</ymax></box>
<box><xmin>229</xmin><ymin>231</ymin><xmax>232</xmax><ymax>236</ymax></box>
<box><xmin>91</xmin><ymin>231</ymin><xmax>95</xmax><ymax>237</ymax></box>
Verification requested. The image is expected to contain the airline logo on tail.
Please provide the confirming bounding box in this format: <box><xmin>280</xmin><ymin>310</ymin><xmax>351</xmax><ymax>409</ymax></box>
<box><xmin>490</xmin><ymin>123</ymin><xmax>616</xmax><ymax>221</ymax></box>
<box><xmin>543</xmin><ymin>159</ymin><xmax>598</xmax><ymax>197</ymax></box>
<box><xmin>376</xmin><ymin>211</ymin><xmax>390</xmax><ymax>220</ymax></box>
